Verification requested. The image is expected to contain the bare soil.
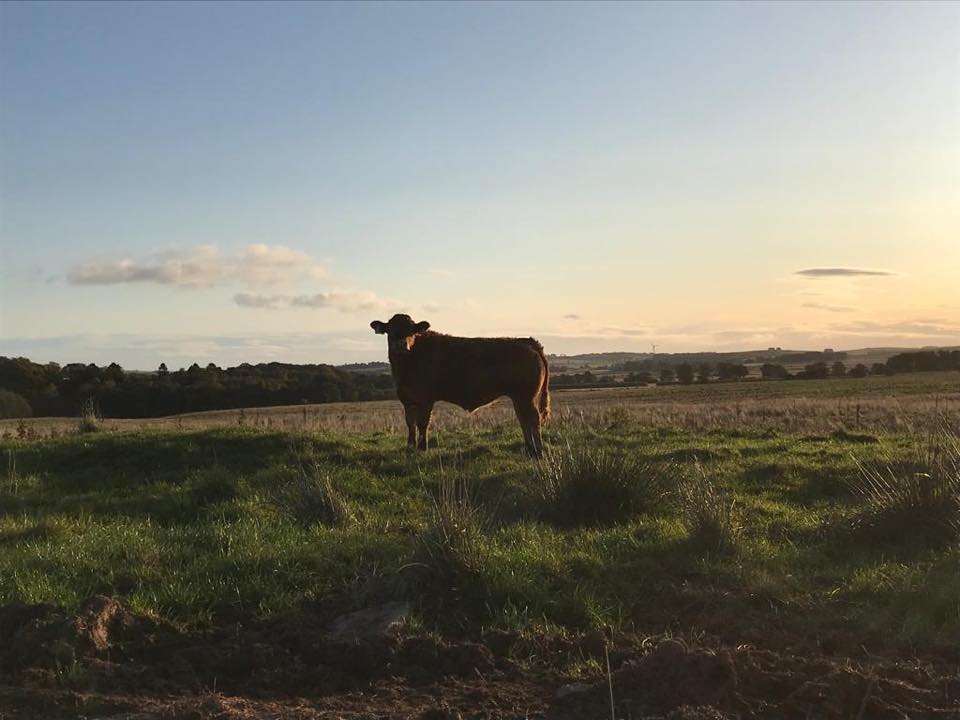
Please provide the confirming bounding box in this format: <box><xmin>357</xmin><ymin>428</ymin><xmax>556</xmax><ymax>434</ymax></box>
<box><xmin>1</xmin><ymin>597</ymin><xmax>957</xmax><ymax>719</ymax></box>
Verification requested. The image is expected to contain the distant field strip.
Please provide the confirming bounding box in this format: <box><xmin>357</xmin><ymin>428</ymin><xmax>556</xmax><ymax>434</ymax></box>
<box><xmin>4</xmin><ymin>372</ymin><xmax>958</xmax><ymax>438</ymax></box>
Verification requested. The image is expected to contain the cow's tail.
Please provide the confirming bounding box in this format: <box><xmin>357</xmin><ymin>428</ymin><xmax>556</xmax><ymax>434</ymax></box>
<box><xmin>527</xmin><ymin>338</ymin><xmax>551</xmax><ymax>422</ymax></box>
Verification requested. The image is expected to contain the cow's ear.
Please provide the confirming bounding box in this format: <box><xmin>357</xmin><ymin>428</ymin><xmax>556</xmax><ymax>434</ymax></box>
<box><xmin>414</xmin><ymin>321</ymin><xmax>431</xmax><ymax>334</ymax></box>
<box><xmin>370</xmin><ymin>320</ymin><xmax>388</xmax><ymax>334</ymax></box>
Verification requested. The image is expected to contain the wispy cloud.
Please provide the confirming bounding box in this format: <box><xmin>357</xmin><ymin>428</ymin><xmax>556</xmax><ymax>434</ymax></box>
<box><xmin>829</xmin><ymin>319</ymin><xmax>960</xmax><ymax>338</ymax></box>
<box><xmin>234</xmin><ymin>293</ymin><xmax>286</xmax><ymax>310</ymax></box>
<box><xmin>562</xmin><ymin>313</ymin><xmax>581</xmax><ymax>320</ymax></box>
<box><xmin>235</xmin><ymin>244</ymin><xmax>327</xmax><ymax>285</ymax></box>
<box><xmin>596</xmin><ymin>325</ymin><xmax>649</xmax><ymax>337</ymax></box>
<box><xmin>795</xmin><ymin>267</ymin><xmax>895</xmax><ymax>278</ymax></box>
<box><xmin>234</xmin><ymin>290</ymin><xmax>402</xmax><ymax>314</ymax></box>
<box><xmin>802</xmin><ymin>301</ymin><xmax>855</xmax><ymax>313</ymax></box>
<box><xmin>68</xmin><ymin>244</ymin><xmax>327</xmax><ymax>289</ymax></box>
<box><xmin>68</xmin><ymin>245</ymin><xmax>224</xmax><ymax>288</ymax></box>
<box><xmin>0</xmin><ymin>332</ymin><xmax>383</xmax><ymax>369</ymax></box>
<box><xmin>426</xmin><ymin>268</ymin><xmax>455</xmax><ymax>278</ymax></box>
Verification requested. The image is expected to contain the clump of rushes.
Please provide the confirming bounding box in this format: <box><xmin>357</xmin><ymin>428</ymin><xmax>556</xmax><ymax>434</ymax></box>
<box><xmin>847</xmin><ymin>430</ymin><xmax>960</xmax><ymax>546</ymax></box>
<box><xmin>678</xmin><ymin>461</ymin><xmax>741</xmax><ymax>554</ymax></box>
<box><xmin>271</xmin><ymin>454</ymin><xmax>353</xmax><ymax>527</ymax></box>
<box><xmin>420</xmin><ymin>462</ymin><xmax>490</xmax><ymax>583</ymax></box>
<box><xmin>77</xmin><ymin>397</ymin><xmax>101</xmax><ymax>434</ymax></box>
<box><xmin>534</xmin><ymin>437</ymin><xmax>670</xmax><ymax>526</ymax></box>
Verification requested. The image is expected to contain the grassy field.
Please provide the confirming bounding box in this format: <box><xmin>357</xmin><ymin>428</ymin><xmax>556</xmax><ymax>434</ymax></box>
<box><xmin>1</xmin><ymin>372</ymin><xmax>958</xmax><ymax>717</ymax></box>
<box><xmin>2</xmin><ymin>373</ymin><xmax>958</xmax><ymax>651</ymax></box>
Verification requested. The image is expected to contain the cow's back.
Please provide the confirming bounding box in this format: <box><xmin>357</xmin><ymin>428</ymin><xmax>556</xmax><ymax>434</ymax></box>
<box><xmin>405</xmin><ymin>333</ymin><xmax>545</xmax><ymax>411</ymax></box>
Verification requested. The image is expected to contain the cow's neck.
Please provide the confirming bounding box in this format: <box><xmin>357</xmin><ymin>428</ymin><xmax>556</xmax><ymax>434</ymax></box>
<box><xmin>388</xmin><ymin>349</ymin><xmax>417</xmax><ymax>385</ymax></box>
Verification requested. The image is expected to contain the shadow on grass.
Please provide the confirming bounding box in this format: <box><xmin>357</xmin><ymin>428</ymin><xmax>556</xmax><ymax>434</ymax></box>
<box><xmin>10</xmin><ymin>430</ymin><xmax>292</xmax><ymax>492</ymax></box>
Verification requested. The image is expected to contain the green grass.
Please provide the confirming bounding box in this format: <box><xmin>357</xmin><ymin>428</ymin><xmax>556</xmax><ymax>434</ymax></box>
<box><xmin>1</xmin><ymin>423</ymin><xmax>957</xmax><ymax>659</ymax></box>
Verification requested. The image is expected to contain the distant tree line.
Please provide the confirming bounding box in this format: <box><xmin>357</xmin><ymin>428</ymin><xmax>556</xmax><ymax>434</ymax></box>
<box><xmin>2</xmin><ymin>349</ymin><xmax>958</xmax><ymax>419</ymax></box>
<box><xmin>0</xmin><ymin>357</ymin><xmax>395</xmax><ymax>419</ymax></box>
<box><xmin>551</xmin><ymin>350</ymin><xmax>960</xmax><ymax>389</ymax></box>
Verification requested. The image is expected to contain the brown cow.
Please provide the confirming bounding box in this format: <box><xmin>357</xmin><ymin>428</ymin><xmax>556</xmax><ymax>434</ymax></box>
<box><xmin>370</xmin><ymin>314</ymin><xmax>550</xmax><ymax>456</ymax></box>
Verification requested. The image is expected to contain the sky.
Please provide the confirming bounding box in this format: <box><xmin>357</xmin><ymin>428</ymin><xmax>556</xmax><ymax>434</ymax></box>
<box><xmin>1</xmin><ymin>1</ymin><xmax>958</xmax><ymax>369</ymax></box>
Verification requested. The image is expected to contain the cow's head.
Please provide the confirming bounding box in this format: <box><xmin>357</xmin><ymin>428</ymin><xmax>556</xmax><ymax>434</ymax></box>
<box><xmin>370</xmin><ymin>314</ymin><xmax>431</xmax><ymax>354</ymax></box>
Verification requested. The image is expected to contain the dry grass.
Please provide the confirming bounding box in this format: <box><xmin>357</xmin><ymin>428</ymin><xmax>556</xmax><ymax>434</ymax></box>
<box><xmin>76</xmin><ymin>397</ymin><xmax>102</xmax><ymax>434</ymax></box>
<box><xmin>847</xmin><ymin>429</ymin><xmax>960</xmax><ymax>545</ymax></box>
<box><xmin>533</xmin><ymin>436</ymin><xmax>669</xmax><ymax>526</ymax></box>
<box><xmin>3</xmin><ymin>374</ymin><xmax>958</xmax><ymax>440</ymax></box>
<box><xmin>420</xmin><ymin>461</ymin><xmax>490</xmax><ymax>582</ymax></box>
<box><xmin>269</xmin><ymin>456</ymin><xmax>353</xmax><ymax>527</ymax></box>
<box><xmin>678</xmin><ymin>461</ymin><xmax>741</xmax><ymax>554</ymax></box>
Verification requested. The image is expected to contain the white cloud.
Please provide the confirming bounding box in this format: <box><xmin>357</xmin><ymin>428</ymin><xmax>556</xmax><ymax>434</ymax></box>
<box><xmin>67</xmin><ymin>244</ymin><xmax>328</xmax><ymax>289</ymax></box>
<box><xmin>234</xmin><ymin>289</ymin><xmax>403</xmax><ymax>314</ymax></box>
<box><xmin>68</xmin><ymin>245</ymin><xmax>224</xmax><ymax>288</ymax></box>
<box><xmin>234</xmin><ymin>292</ymin><xmax>286</xmax><ymax>310</ymax></box>
<box><xmin>426</xmin><ymin>268</ymin><xmax>455</xmax><ymax>278</ymax></box>
<box><xmin>236</xmin><ymin>244</ymin><xmax>326</xmax><ymax>286</ymax></box>
<box><xmin>291</xmin><ymin>290</ymin><xmax>400</xmax><ymax>313</ymax></box>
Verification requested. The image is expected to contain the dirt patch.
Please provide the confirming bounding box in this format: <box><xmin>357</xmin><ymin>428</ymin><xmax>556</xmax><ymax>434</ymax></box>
<box><xmin>1</xmin><ymin>598</ymin><xmax>957</xmax><ymax>719</ymax></box>
<box><xmin>562</xmin><ymin>639</ymin><xmax>960</xmax><ymax>719</ymax></box>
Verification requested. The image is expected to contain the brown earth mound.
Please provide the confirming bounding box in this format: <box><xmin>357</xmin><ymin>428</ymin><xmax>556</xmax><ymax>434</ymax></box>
<box><xmin>564</xmin><ymin>638</ymin><xmax>960</xmax><ymax>719</ymax></box>
<box><xmin>0</xmin><ymin>597</ymin><xmax>957</xmax><ymax>719</ymax></box>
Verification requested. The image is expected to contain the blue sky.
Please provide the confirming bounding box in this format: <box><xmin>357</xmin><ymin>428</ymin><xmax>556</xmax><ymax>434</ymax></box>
<box><xmin>1</xmin><ymin>1</ymin><xmax>958</xmax><ymax>368</ymax></box>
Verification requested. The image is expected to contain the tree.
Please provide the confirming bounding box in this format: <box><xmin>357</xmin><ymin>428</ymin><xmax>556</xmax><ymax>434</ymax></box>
<box><xmin>0</xmin><ymin>389</ymin><xmax>32</xmax><ymax>418</ymax></box>
<box><xmin>870</xmin><ymin>363</ymin><xmax>887</xmax><ymax>376</ymax></box>
<box><xmin>848</xmin><ymin>363</ymin><xmax>869</xmax><ymax>378</ymax></box>
<box><xmin>800</xmin><ymin>362</ymin><xmax>828</xmax><ymax>379</ymax></box>
<box><xmin>158</xmin><ymin>363</ymin><xmax>169</xmax><ymax>377</ymax></box>
<box><xmin>696</xmin><ymin>363</ymin><xmax>712</xmax><ymax>383</ymax></box>
<box><xmin>760</xmin><ymin>363</ymin><xmax>789</xmax><ymax>380</ymax></box>
<box><xmin>717</xmin><ymin>363</ymin><xmax>748</xmax><ymax>381</ymax></box>
<box><xmin>676</xmin><ymin>363</ymin><xmax>694</xmax><ymax>385</ymax></box>
<box><xmin>104</xmin><ymin>362</ymin><xmax>124</xmax><ymax>384</ymax></box>
<box><xmin>659</xmin><ymin>367</ymin><xmax>675</xmax><ymax>383</ymax></box>
<box><xmin>831</xmin><ymin>361</ymin><xmax>847</xmax><ymax>377</ymax></box>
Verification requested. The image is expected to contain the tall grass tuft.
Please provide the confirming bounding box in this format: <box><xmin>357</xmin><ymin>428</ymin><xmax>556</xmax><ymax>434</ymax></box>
<box><xmin>271</xmin><ymin>454</ymin><xmax>353</xmax><ymax>527</ymax></box>
<box><xmin>678</xmin><ymin>461</ymin><xmax>740</xmax><ymax>554</ymax></box>
<box><xmin>420</xmin><ymin>461</ymin><xmax>490</xmax><ymax>583</ymax></box>
<box><xmin>847</xmin><ymin>429</ymin><xmax>960</xmax><ymax>545</ymax></box>
<box><xmin>77</xmin><ymin>397</ymin><xmax>101</xmax><ymax>434</ymax></box>
<box><xmin>534</xmin><ymin>437</ymin><xmax>669</xmax><ymax>526</ymax></box>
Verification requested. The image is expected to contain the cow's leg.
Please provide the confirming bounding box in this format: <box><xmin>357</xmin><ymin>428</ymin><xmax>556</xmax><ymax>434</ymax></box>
<box><xmin>512</xmin><ymin>398</ymin><xmax>543</xmax><ymax>458</ymax></box>
<box><xmin>416</xmin><ymin>403</ymin><xmax>434</xmax><ymax>451</ymax></box>
<box><xmin>403</xmin><ymin>404</ymin><xmax>418</xmax><ymax>448</ymax></box>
